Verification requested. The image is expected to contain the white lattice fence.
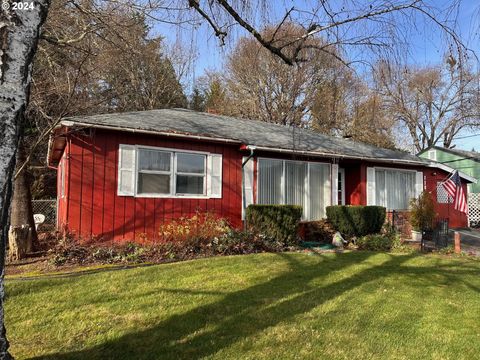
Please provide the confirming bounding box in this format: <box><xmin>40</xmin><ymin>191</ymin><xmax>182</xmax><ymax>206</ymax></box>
<box><xmin>469</xmin><ymin>193</ymin><xmax>480</xmax><ymax>227</ymax></box>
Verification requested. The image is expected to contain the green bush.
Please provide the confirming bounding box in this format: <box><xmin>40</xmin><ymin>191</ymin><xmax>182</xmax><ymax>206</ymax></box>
<box><xmin>356</xmin><ymin>234</ymin><xmax>393</xmax><ymax>251</ymax></box>
<box><xmin>246</xmin><ymin>205</ymin><xmax>303</xmax><ymax>246</ymax></box>
<box><xmin>409</xmin><ymin>191</ymin><xmax>436</xmax><ymax>231</ymax></box>
<box><xmin>326</xmin><ymin>205</ymin><xmax>386</xmax><ymax>237</ymax></box>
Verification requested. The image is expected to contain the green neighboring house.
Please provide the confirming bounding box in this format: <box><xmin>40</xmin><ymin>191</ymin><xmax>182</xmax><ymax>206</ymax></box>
<box><xmin>418</xmin><ymin>146</ymin><xmax>480</xmax><ymax>193</ymax></box>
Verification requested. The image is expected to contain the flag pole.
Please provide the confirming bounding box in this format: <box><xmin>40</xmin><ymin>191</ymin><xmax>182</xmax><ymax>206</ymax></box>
<box><xmin>440</xmin><ymin>168</ymin><xmax>456</xmax><ymax>184</ymax></box>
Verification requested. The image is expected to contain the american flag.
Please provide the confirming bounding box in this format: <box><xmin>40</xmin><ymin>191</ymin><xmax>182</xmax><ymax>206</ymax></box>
<box><xmin>442</xmin><ymin>170</ymin><xmax>468</xmax><ymax>214</ymax></box>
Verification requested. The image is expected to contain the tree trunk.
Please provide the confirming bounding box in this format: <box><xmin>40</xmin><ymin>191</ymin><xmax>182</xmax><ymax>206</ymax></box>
<box><xmin>8</xmin><ymin>140</ymin><xmax>37</xmax><ymax>260</ymax></box>
<box><xmin>7</xmin><ymin>226</ymin><xmax>31</xmax><ymax>262</ymax></box>
<box><xmin>0</xmin><ymin>2</ymin><xmax>51</xmax><ymax>359</ymax></box>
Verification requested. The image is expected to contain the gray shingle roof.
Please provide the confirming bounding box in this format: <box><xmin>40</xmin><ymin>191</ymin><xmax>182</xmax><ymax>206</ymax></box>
<box><xmin>62</xmin><ymin>108</ymin><xmax>428</xmax><ymax>165</ymax></box>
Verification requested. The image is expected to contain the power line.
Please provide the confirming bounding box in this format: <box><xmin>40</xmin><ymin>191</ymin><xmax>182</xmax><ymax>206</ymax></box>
<box><xmin>454</xmin><ymin>133</ymin><xmax>480</xmax><ymax>140</ymax></box>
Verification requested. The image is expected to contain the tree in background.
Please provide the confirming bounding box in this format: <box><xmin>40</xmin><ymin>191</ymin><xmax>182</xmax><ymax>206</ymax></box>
<box><xmin>310</xmin><ymin>65</ymin><xmax>357</xmax><ymax>135</ymax></box>
<box><xmin>224</xmin><ymin>24</ymin><xmax>330</xmax><ymax>126</ymax></box>
<box><xmin>203</xmin><ymin>76</ymin><xmax>230</xmax><ymax>114</ymax></box>
<box><xmin>310</xmin><ymin>67</ymin><xmax>396</xmax><ymax>149</ymax></box>
<box><xmin>204</xmin><ymin>24</ymin><xmax>396</xmax><ymax>148</ymax></box>
<box><xmin>348</xmin><ymin>92</ymin><xmax>396</xmax><ymax>149</ymax></box>
<box><xmin>99</xmin><ymin>31</ymin><xmax>187</xmax><ymax>111</ymax></box>
<box><xmin>189</xmin><ymin>87</ymin><xmax>206</xmax><ymax>112</ymax></box>
<box><xmin>375</xmin><ymin>59</ymin><xmax>480</xmax><ymax>152</ymax></box>
<box><xmin>9</xmin><ymin>0</ymin><xmax>188</xmax><ymax>261</ymax></box>
<box><xmin>0</xmin><ymin>0</ymin><xmax>473</xmax><ymax>358</ymax></box>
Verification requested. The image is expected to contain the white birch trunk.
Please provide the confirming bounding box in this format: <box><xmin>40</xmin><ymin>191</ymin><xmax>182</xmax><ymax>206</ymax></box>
<box><xmin>0</xmin><ymin>1</ymin><xmax>50</xmax><ymax>358</ymax></box>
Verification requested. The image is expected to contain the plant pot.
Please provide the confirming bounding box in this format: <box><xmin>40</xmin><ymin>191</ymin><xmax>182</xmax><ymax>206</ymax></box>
<box><xmin>411</xmin><ymin>230</ymin><xmax>422</xmax><ymax>242</ymax></box>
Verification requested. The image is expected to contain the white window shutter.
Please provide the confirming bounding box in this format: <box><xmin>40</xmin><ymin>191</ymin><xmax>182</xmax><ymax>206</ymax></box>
<box><xmin>331</xmin><ymin>164</ymin><xmax>339</xmax><ymax>206</ymax></box>
<box><xmin>366</xmin><ymin>167</ymin><xmax>376</xmax><ymax>205</ymax></box>
<box><xmin>415</xmin><ymin>171</ymin><xmax>424</xmax><ymax>198</ymax></box>
<box><xmin>118</xmin><ymin>144</ymin><xmax>136</xmax><ymax>196</ymax></box>
<box><xmin>207</xmin><ymin>154</ymin><xmax>223</xmax><ymax>198</ymax></box>
<box><xmin>242</xmin><ymin>157</ymin><xmax>254</xmax><ymax>219</ymax></box>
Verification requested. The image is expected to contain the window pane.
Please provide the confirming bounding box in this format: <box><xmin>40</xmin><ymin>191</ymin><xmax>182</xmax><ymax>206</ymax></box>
<box><xmin>337</xmin><ymin>171</ymin><xmax>343</xmax><ymax>205</ymax></box>
<box><xmin>285</xmin><ymin>162</ymin><xmax>306</xmax><ymax>214</ymax></box>
<box><xmin>138</xmin><ymin>173</ymin><xmax>170</xmax><ymax>194</ymax></box>
<box><xmin>258</xmin><ymin>159</ymin><xmax>283</xmax><ymax>204</ymax></box>
<box><xmin>309</xmin><ymin>163</ymin><xmax>330</xmax><ymax>220</ymax></box>
<box><xmin>375</xmin><ymin>170</ymin><xmax>386</xmax><ymax>207</ymax></box>
<box><xmin>377</xmin><ymin>170</ymin><xmax>415</xmax><ymax>210</ymax></box>
<box><xmin>177</xmin><ymin>153</ymin><xmax>205</xmax><ymax>174</ymax></box>
<box><xmin>138</xmin><ymin>149</ymin><xmax>170</xmax><ymax>171</ymax></box>
<box><xmin>176</xmin><ymin>175</ymin><xmax>204</xmax><ymax>194</ymax></box>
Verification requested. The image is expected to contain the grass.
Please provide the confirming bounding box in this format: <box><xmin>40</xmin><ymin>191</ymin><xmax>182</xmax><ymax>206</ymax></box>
<box><xmin>5</xmin><ymin>251</ymin><xmax>480</xmax><ymax>359</ymax></box>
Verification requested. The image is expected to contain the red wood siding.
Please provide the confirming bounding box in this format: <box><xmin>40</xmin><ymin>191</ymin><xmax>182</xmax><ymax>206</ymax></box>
<box><xmin>424</xmin><ymin>168</ymin><xmax>468</xmax><ymax>228</ymax></box>
<box><xmin>64</xmin><ymin>129</ymin><xmax>243</xmax><ymax>242</ymax></box>
<box><xmin>342</xmin><ymin>162</ymin><xmax>468</xmax><ymax>227</ymax></box>
<box><xmin>59</xmin><ymin>128</ymin><xmax>469</xmax><ymax>241</ymax></box>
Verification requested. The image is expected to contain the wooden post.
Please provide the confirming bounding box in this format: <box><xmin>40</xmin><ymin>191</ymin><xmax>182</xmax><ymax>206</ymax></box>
<box><xmin>454</xmin><ymin>231</ymin><xmax>461</xmax><ymax>254</ymax></box>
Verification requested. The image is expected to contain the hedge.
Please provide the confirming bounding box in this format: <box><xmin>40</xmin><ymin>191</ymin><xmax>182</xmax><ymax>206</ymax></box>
<box><xmin>246</xmin><ymin>205</ymin><xmax>303</xmax><ymax>246</ymax></box>
<box><xmin>326</xmin><ymin>205</ymin><xmax>386</xmax><ymax>237</ymax></box>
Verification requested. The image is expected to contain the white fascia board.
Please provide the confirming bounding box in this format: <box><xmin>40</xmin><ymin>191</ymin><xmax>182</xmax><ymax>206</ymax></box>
<box><xmin>427</xmin><ymin>162</ymin><xmax>477</xmax><ymax>183</ymax></box>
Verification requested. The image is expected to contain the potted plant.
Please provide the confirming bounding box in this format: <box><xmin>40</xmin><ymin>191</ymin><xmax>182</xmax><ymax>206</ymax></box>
<box><xmin>409</xmin><ymin>191</ymin><xmax>436</xmax><ymax>242</ymax></box>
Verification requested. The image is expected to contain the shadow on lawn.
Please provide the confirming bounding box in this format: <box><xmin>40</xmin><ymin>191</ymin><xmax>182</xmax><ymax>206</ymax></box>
<box><xmin>31</xmin><ymin>252</ymin><xmax>479</xmax><ymax>360</ymax></box>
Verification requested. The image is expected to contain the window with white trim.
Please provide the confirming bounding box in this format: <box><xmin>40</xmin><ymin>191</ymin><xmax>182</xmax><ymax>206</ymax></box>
<box><xmin>117</xmin><ymin>145</ymin><xmax>221</xmax><ymax>198</ymax></box>
<box><xmin>375</xmin><ymin>169</ymin><xmax>416</xmax><ymax>210</ymax></box>
<box><xmin>175</xmin><ymin>152</ymin><xmax>206</xmax><ymax>195</ymax></box>
<box><xmin>137</xmin><ymin>149</ymin><xmax>172</xmax><ymax>195</ymax></box>
<box><xmin>257</xmin><ymin>159</ymin><xmax>331</xmax><ymax>220</ymax></box>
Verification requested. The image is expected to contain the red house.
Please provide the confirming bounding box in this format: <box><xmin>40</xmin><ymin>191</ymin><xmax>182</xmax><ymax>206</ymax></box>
<box><xmin>47</xmin><ymin>109</ymin><xmax>476</xmax><ymax>242</ymax></box>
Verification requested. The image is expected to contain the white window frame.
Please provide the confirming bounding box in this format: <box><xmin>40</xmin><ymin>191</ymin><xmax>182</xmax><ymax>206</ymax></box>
<box><xmin>118</xmin><ymin>144</ymin><xmax>221</xmax><ymax>199</ymax></box>
<box><xmin>373</xmin><ymin>166</ymin><xmax>419</xmax><ymax>211</ymax></box>
<box><xmin>338</xmin><ymin>168</ymin><xmax>345</xmax><ymax>205</ymax></box>
<box><xmin>427</xmin><ymin>150</ymin><xmax>436</xmax><ymax>161</ymax></box>
<box><xmin>256</xmin><ymin>157</ymin><xmax>332</xmax><ymax>220</ymax></box>
<box><xmin>136</xmin><ymin>148</ymin><xmax>174</xmax><ymax>197</ymax></box>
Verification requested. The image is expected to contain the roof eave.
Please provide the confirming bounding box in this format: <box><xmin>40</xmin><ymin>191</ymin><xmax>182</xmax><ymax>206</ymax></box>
<box><xmin>426</xmin><ymin>162</ymin><xmax>477</xmax><ymax>183</ymax></box>
<box><xmin>246</xmin><ymin>145</ymin><xmax>428</xmax><ymax>167</ymax></box>
<box><xmin>60</xmin><ymin>120</ymin><xmax>480</xmax><ymax>180</ymax></box>
<box><xmin>60</xmin><ymin>120</ymin><xmax>243</xmax><ymax>145</ymax></box>
<box><xmin>58</xmin><ymin>120</ymin><xmax>431</xmax><ymax>167</ymax></box>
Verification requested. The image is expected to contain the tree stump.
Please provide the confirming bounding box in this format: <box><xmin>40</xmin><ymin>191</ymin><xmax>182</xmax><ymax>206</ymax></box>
<box><xmin>8</xmin><ymin>225</ymin><xmax>32</xmax><ymax>262</ymax></box>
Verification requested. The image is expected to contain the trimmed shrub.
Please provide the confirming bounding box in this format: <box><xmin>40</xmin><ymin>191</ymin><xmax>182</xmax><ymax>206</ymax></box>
<box><xmin>356</xmin><ymin>234</ymin><xmax>393</xmax><ymax>251</ymax></box>
<box><xmin>246</xmin><ymin>205</ymin><xmax>303</xmax><ymax>246</ymax></box>
<box><xmin>326</xmin><ymin>205</ymin><xmax>386</xmax><ymax>237</ymax></box>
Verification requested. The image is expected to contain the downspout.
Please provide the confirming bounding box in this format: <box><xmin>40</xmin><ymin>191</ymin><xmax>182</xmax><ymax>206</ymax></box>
<box><xmin>242</xmin><ymin>146</ymin><xmax>256</xmax><ymax>230</ymax></box>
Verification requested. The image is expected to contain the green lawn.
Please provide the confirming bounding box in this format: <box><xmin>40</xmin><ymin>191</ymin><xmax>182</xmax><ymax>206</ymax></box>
<box><xmin>6</xmin><ymin>252</ymin><xmax>480</xmax><ymax>359</ymax></box>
